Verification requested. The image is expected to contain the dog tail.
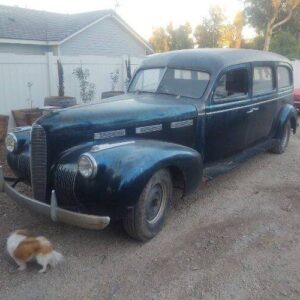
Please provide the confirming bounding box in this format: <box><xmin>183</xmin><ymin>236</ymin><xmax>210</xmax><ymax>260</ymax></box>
<box><xmin>49</xmin><ymin>250</ymin><xmax>63</xmax><ymax>267</ymax></box>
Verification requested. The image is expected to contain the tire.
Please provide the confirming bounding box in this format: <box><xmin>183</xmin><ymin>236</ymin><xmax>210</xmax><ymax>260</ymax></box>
<box><xmin>123</xmin><ymin>169</ymin><xmax>173</xmax><ymax>241</ymax></box>
<box><xmin>270</xmin><ymin>121</ymin><xmax>291</xmax><ymax>154</ymax></box>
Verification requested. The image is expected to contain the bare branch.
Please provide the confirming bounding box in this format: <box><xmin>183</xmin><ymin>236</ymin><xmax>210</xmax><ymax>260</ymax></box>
<box><xmin>272</xmin><ymin>2</ymin><xmax>299</xmax><ymax>29</ymax></box>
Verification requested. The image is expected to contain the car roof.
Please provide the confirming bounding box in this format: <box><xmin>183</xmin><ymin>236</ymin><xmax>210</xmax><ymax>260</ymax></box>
<box><xmin>140</xmin><ymin>49</ymin><xmax>291</xmax><ymax>74</ymax></box>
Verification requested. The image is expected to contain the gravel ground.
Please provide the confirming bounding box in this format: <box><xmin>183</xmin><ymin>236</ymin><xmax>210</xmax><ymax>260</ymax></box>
<box><xmin>0</xmin><ymin>131</ymin><xmax>299</xmax><ymax>300</ymax></box>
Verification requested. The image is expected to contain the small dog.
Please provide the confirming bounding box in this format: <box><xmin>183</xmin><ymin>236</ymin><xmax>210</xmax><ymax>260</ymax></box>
<box><xmin>6</xmin><ymin>230</ymin><xmax>63</xmax><ymax>273</ymax></box>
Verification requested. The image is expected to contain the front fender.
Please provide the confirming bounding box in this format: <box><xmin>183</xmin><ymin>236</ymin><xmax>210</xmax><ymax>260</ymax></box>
<box><xmin>56</xmin><ymin>140</ymin><xmax>202</xmax><ymax>209</ymax></box>
<box><xmin>275</xmin><ymin>104</ymin><xmax>298</xmax><ymax>138</ymax></box>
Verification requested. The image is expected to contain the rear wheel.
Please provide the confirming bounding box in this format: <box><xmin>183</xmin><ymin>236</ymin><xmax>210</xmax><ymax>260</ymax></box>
<box><xmin>123</xmin><ymin>169</ymin><xmax>173</xmax><ymax>241</ymax></box>
<box><xmin>270</xmin><ymin>121</ymin><xmax>291</xmax><ymax>154</ymax></box>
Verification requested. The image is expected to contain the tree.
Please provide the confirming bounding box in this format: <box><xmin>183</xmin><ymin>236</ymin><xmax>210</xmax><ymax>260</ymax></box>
<box><xmin>232</xmin><ymin>11</ymin><xmax>245</xmax><ymax>48</ymax></box>
<box><xmin>73</xmin><ymin>67</ymin><xmax>96</xmax><ymax>103</ymax></box>
<box><xmin>149</xmin><ymin>27</ymin><xmax>170</xmax><ymax>53</ymax></box>
<box><xmin>219</xmin><ymin>12</ymin><xmax>245</xmax><ymax>48</ymax></box>
<box><xmin>270</xmin><ymin>31</ymin><xmax>300</xmax><ymax>59</ymax></box>
<box><xmin>166</xmin><ymin>22</ymin><xmax>194</xmax><ymax>50</ymax></box>
<box><xmin>242</xmin><ymin>35</ymin><xmax>265</xmax><ymax>50</ymax></box>
<box><xmin>244</xmin><ymin>0</ymin><xmax>300</xmax><ymax>51</ymax></box>
<box><xmin>194</xmin><ymin>5</ymin><xmax>225</xmax><ymax>48</ymax></box>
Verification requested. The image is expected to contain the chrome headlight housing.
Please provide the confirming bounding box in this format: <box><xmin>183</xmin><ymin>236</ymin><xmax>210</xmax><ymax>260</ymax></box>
<box><xmin>78</xmin><ymin>154</ymin><xmax>98</xmax><ymax>179</ymax></box>
<box><xmin>5</xmin><ymin>133</ymin><xmax>18</xmax><ymax>153</ymax></box>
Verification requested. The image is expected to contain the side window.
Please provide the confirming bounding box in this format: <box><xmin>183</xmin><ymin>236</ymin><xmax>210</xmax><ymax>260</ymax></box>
<box><xmin>214</xmin><ymin>68</ymin><xmax>249</xmax><ymax>102</ymax></box>
<box><xmin>253</xmin><ymin>66</ymin><xmax>274</xmax><ymax>95</ymax></box>
<box><xmin>277</xmin><ymin>66</ymin><xmax>292</xmax><ymax>89</ymax></box>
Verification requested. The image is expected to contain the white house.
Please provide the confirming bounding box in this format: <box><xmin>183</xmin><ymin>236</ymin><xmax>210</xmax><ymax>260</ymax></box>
<box><xmin>0</xmin><ymin>5</ymin><xmax>153</xmax><ymax>56</ymax></box>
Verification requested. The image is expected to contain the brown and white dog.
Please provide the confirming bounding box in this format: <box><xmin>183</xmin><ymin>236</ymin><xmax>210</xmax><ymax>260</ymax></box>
<box><xmin>6</xmin><ymin>230</ymin><xmax>63</xmax><ymax>273</ymax></box>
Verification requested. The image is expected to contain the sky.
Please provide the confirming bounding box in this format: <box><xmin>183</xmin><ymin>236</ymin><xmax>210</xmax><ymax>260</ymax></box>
<box><xmin>0</xmin><ymin>0</ymin><xmax>256</xmax><ymax>39</ymax></box>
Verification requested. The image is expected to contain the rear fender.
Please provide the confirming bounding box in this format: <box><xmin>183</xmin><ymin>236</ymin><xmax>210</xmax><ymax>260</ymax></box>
<box><xmin>275</xmin><ymin>104</ymin><xmax>298</xmax><ymax>138</ymax></box>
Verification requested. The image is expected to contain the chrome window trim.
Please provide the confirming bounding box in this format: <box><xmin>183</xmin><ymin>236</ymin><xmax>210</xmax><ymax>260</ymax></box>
<box><xmin>205</xmin><ymin>92</ymin><xmax>293</xmax><ymax>116</ymax></box>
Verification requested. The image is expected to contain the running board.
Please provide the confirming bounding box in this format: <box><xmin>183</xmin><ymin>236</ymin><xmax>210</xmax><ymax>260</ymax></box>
<box><xmin>203</xmin><ymin>139</ymin><xmax>275</xmax><ymax>181</ymax></box>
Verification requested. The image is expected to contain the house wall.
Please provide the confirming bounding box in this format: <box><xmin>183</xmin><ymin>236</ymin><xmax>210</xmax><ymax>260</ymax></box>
<box><xmin>59</xmin><ymin>18</ymin><xmax>147</xmax><ymax>56</ymax></box>
<box><xmin>0</xmin><ymin>43</ymin><xmax>50</xmax><ymax>55</ymax></box>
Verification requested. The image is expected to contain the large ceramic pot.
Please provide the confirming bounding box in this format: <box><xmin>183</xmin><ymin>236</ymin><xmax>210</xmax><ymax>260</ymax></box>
<box><xmin>44</xmin><ymin>96</ymin><xmax>77</xmax><ymax>108</ymax></box>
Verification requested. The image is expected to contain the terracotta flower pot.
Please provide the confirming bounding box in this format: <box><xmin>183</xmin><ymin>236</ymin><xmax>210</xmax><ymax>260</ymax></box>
<box><xmin>0</xmin><ymin>114</ymin><xmax>9</xmax><ymax>142</ymax></box>
<box><xmin>12</xmin><ymin>108</ymin><xmax>42</xmax><ymax>127</ymax></box>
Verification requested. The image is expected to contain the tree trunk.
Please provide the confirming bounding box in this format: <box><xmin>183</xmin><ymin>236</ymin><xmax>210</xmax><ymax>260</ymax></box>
<box><xmin>264</xmin><ymin>23</ymin><xmax>273</xmax><ymax>51</ymax></box>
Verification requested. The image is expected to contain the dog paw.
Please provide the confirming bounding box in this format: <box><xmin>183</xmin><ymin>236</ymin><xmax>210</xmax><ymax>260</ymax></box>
<box><xmin>38</xmin><ymin>268</ymin><xmax>46</xmax><ymax>273</ymax></box>
<box><xmin>18</xmin><ymin>265</ymin><xmax>26</xmax><ymax>271</ymax></box>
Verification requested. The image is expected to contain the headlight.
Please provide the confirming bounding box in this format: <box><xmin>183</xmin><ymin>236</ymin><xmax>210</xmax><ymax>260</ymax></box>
<box><xmin>5</xmin><ymin>133</ymin><xmax>18</xmax><ymax>153</ymax></box>
<box><xmin>78</xmin><ymin>154</ymin><xmax>97</xmax><ymax>178</ymax></box>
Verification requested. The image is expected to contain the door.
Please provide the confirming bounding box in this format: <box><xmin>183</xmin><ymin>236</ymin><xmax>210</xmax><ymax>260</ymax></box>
<box><xmin>204</xmin><ymin>64</ymin><xmax>251</xmax><ymax>164</ymax></box>
<box><xmin>245</xmin><ymin>63</ymin><xmax>278</xmax><ymax>147</ymax></box>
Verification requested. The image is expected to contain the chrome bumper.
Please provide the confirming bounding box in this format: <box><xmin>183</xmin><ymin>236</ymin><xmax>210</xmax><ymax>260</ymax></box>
<box><xmin>0</xmin><ymin>166</ymin><xmax>110</xmax><ymax>230</ymax></box>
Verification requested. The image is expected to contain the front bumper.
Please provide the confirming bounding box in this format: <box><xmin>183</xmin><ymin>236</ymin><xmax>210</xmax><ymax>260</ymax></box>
<box><xmin>0</xmin><ymin>166</ymin><xmax>110</xmax><ymax>230</ymax></box>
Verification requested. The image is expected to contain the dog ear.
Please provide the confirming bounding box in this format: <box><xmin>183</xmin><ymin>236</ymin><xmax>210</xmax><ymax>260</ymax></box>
<box><xmin>14</xmin><ymin>229</ymin><xmax>30</xmax><ymax>236</ymax></box>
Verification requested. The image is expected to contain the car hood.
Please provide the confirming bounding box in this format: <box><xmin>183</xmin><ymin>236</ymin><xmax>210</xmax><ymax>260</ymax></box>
<box><xmin>37</xmin><ymin>93</ymin><xmax>198</xmax><ymax>153</ymax></box>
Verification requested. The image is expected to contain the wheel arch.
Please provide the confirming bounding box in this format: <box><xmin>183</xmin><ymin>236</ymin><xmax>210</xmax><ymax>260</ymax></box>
<box><xmin>275</xmin><ymin>104</ymin><xmax>298</xmax><ymax>139</ymax></box>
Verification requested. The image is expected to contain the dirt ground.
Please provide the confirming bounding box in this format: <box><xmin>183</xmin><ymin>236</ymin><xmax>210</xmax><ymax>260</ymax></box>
<box><xmin>0</xmin><ymin>131</ymin><xmax>299</xmax><ymax>300</ymax></box>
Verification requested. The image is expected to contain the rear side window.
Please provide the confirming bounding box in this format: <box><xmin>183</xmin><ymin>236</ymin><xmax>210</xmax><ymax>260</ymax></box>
<box><xmin>277</xmin><ymin>66</ymin><xmax>292</xmax><ymax>89</ymax></box>
<box><xmin>214</xmin><ymin>68</ymin><xmax>249</xmax><ymax>102</ymax></box>
<box><xmin>253</xmin><ymin>66</ymin><xmax>275</xmax><ymax>95</ymax></box>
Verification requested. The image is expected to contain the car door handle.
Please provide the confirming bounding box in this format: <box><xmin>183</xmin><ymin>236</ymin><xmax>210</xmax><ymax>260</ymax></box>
<box><xmin>252</xmin><ymin>107</ymin><xmax>260</xmax><ymax>111</ymax></box>
<box><xmin>246</xmin><ymin>108</ymin><xmax>254</xmax><ymax>114</ymax></box>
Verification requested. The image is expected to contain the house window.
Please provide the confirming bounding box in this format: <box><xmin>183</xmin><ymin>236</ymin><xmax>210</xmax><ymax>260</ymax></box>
<box><xmin>214</xmin><ymin>68</ymin><xmax>249</xmax><ymax>102</ymax></box>
<box><xmin>253</xmin><ymin>66</ymin><xmax>275</xmax><ymax>95</ymax></box>
<box><xmin>277</xmin><ymin>66</ymin><xmax>292</xmax><ymax>89</ymax></box>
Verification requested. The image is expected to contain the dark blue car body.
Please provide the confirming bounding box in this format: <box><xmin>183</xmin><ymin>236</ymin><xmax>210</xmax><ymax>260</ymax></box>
<box><xmin>6</xmin><ymin>49</ymin><xmax>298</xmax><ymax>220</ymax></box>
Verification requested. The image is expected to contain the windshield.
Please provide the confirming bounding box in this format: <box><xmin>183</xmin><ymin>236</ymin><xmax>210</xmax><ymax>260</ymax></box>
<box><xmin>129</xmin><ymin>68</ymin><xmax>210</xmax><ymax>98</ymax></box>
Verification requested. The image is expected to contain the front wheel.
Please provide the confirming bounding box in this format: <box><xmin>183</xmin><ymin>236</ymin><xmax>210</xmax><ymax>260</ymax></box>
<box><xmin>123</xmin><ymin>169</ymin><xmax>173</xmax><ymax>241</ymax></box>
<box><xmin>270</xmin><ymin>121</ymin><xmax>291</xmax><ymax>154</ymax></box>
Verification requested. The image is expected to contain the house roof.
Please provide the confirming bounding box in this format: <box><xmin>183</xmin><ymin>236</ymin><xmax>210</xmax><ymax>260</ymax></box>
<box><xmin>0</xmin><ymin>5</ymin><xmax>153</xmax><ymax>51</ymax></box>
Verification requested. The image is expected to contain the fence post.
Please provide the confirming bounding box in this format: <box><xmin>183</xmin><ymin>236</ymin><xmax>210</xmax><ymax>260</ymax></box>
<box><xmin>46</xmin><ymin>52</ymin><xmax>56</xmax><ymax>96</ymax></box>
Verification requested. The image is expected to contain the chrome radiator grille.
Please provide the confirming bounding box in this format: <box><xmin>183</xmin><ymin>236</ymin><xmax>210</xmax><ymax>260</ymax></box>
<box><xmin>55</xmin><ymin>164</ymin><xmax>79</xmax><ymax>206</ymax></box>
<box><xmin>31</xmin><ymin>124</ymin><xmax>47</xmax><ymax>201</ymax></box>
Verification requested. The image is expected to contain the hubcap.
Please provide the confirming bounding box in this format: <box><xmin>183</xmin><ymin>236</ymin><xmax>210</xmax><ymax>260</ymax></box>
<box><xmin>146</xmin><ymin>183</ymin><xmax>167</xmax><ymax>224</ymax></box>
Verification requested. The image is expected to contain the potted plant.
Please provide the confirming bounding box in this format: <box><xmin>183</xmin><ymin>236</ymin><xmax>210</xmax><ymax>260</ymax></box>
<box><xmin>101</xmin><ymin>69</ymin><xmax>124</xmax><ymax>99</ymax></box>
<box><xmin>73</xmin><ymin>66</ymin><xmax>96</xmax><ymax>103</ymax></box>
<box><xmin>44</xmin><ymin>59</ymin><xmax>76</xmax><ymax>108</ymax></box>
<box><xmin>0</xmin><ymin>114</ymin><xmax>9</xmax><ymax>142</ymax></box>
<box><xmin>12</xmin><ymin>82</ymin><xmax>43</xmax><ymax>126</ymax></box>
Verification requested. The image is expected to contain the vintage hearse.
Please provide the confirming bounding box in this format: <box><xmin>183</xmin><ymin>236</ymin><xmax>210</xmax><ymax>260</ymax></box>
<box><xmin>1</xmin><ymin>49</ymin><xmax>298</xmax><ymax>241</ymax></box>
